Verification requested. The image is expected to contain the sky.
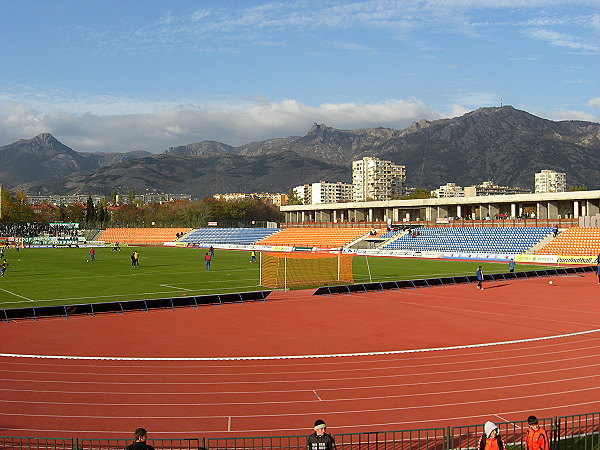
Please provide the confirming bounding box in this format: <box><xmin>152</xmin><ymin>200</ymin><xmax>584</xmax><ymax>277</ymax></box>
<box><xmin>0</xmin><ymin>0</ymin><xmax>599</xmax><ymax>153</ymax></box>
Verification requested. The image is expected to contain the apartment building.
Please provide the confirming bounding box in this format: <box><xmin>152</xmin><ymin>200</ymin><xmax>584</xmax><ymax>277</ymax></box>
<box><xmin>352</xmin><ymin>157</ymin><xmax>406</xmax><ymax>201</ymax></box>
<box><xmin>464</xmin><ymin>181</ymin><xmax>531</xmax><ymax>197</ymax></box>
<box><xmin>535</xmin><ymin>169</ymin><xmax>566</xmax><ymax>193</ymax></box>
<box><xmin>213</xmin><ymin>192</ymin><xmax>288</xmax><ymax>206</ymax></box>
<box><xmin>433</xmin><ymin>183</ymin><xmax>465</xmax><ymax>198</ymax></box>
<box><xmin>292</xmin><ymin>182</ymin><xmax>352</xmax><ymax>204</ymax></box>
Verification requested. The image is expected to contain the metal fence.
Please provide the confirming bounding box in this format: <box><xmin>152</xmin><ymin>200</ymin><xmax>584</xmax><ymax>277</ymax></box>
<box><xmin>1</xmin><ymin>413</ymin><xmax>597</xmax><ymax>450</ymax></box>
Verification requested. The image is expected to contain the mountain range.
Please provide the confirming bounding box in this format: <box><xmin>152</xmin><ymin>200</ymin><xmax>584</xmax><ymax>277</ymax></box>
<box><xmin>2</xmin><ymin>106</ymin><xmax>599</xmax><ymax>199</ymax></box>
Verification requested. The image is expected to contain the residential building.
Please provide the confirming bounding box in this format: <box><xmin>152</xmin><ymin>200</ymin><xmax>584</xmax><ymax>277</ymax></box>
<box><xmin>292</xmin><ymin>185</ymin><xmax>312</xmax><ymax>205</ymax></box>
<box><xmin>464</xmin><ymin>181</ymin><xmax>531</xmax><ymax>197</ymax></box>
<box><xmin>311</xmin><ymin>181</ymin><xmax>353</xmax><ymax>204</ymax></box>
<box><xmin>352</xmin><ymin>157</ymin><xmax>406</xmax><ymax>201</ymax></box>
<box><xmin>291</xmin><ymin>182</ymin><xmax>352</xmax><ymax>205</ymax></box>
<box><xmin>535</xmin><ymin>169</ymin><xmax>566</xmax><ymax>193</ymax></box>
<box><xmin>213</xmin><ymin>192</ymin><xmax>288</xmax><ymax>206</ymax></box>
<box><xmin>433</xmin><ymin>183</ymin><xmax>465</xmax><ymax>198</ymax></box>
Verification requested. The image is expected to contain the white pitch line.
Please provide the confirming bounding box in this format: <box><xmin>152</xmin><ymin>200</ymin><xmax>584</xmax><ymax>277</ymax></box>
<box><xmin>1</xmin><ymin>328</ymin><xmax>599</xmax><ymax>361</ymax></box>
<box><xmin>160</xmin><ymin>284</ymin><xmax>193</xmax><ymax>292</ymax></box>
<box><xmin>0</xmin><ymin>288</ymin><xmax>33</xmax><ymax>302</ymax></box>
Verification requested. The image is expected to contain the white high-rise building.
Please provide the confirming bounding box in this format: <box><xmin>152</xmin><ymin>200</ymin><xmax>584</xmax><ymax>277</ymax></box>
<box><xmin>352</xmin><ymin>157</ymin><xmax>406</xmax><ymax>201</ymax></box>
<box><xmin>535</xmin><ymin>170</ymin><xmax>566</xmax><ymax>193</ymax></box>
<box><xmin>293</xmin><ymin>182</ymin><xmax>352</xmax><ymax>204</ymax></box>
<box><xmin>311</xmin><ymin>181</ymin><xmax>352</xmax><ymax>204</ymax></box>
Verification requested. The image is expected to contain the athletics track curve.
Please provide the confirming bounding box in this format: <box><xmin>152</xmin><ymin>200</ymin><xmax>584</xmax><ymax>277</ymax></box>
<box><xmin>1</xmin><ymin>273</ymin><xmax>599</xmax><ymax>439</ymax></box>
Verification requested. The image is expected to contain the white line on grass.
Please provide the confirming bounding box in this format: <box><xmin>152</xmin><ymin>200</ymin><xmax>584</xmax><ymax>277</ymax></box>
<box><xmin>160</xmin><ymin>284</ymin><xmax>193</xmax><ymax>292</ymax></box>
<box><xmin>0</xmin><ymin>283</ymin><xmax>264</xmax><ymax>306</ymax></box>
<box><xmin>0</xmin><ymin>288</ymin><xmax>33</xmax><ymax>302</ymax></box>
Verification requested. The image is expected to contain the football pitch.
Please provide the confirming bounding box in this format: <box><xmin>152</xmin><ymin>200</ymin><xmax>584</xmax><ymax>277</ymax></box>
<box><xmin>0</xmin><ymin>246</ymin><xmax>559</xmax><ymax>309</ymax></box>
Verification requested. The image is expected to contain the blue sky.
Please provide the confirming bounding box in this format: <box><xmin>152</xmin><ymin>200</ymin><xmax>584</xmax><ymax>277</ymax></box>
<box><xmin>1</xmin><ymin>0</ymin><xmax>598</xmax><ymax>153</ymax></box>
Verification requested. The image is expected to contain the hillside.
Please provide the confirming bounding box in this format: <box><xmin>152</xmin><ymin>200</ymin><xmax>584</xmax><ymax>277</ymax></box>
<box><xmin>7</xmin><ymin>106</ymin><xmax>600</xmax><ymax>197</ymax></box>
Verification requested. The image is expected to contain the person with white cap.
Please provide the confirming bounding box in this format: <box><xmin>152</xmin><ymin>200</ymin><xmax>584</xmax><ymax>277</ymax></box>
<box><xmin>307</xmin><ymin>419</ymin><xmax>336</xmax><ymax>450</ymax></box>
<box><xmin>478</xmin><ymin>421</ymin><xmax>505</xmax><ymax>450</ymax></box>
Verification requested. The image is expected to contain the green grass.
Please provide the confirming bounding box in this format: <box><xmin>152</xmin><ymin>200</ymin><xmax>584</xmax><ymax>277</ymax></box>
<box><xmin>0</xmin><ymin>246</ymin><xmax>559</xmax><ymax>309</ymax></box>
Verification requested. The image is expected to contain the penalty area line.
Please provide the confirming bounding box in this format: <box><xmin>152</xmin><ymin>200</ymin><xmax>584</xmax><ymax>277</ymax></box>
<box><xmin>0</xmin><ymin>288</ymin><xmax>33</xmax><ymax>302</ymax></box>
<box><xmin>160</xmin><ymin>284</ymin><xmax>193</xmax><ymax>292</ymax></box>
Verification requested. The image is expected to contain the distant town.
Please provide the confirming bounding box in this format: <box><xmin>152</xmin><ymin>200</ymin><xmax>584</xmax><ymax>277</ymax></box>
<box><xmin>24</xmin><ymin>157</ymin><xmax>568</xmax><ymax>209</ymax></box>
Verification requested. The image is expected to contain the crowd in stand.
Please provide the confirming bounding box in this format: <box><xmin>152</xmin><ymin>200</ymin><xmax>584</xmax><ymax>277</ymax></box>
<box><xmin>0</xmin><ymin>223</ymin><xmax>78</xmax><ymax>238</ymax></box>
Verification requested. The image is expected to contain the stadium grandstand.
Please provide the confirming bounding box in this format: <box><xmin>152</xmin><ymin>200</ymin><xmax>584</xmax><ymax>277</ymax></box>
<box><xmin>179</xmin><ymin>227</ymin><xmax>280</xmax><ymax>245</ymax></box>
<box><xmin>257</xmin><ymin>227</ymin><xmax>372</xmax><ymax>248</ymax></box>
<box><xmin>536</xmin><ymin>227</ymin><xmax>600</xmax><ymax>256</ymax></box>
<box><xmin>98</xmin><ymin>227</ymin><xmax>192</xmax><ymax>245</ymax></box>
<box><xmin>381</xmin><ymin>227</ymin><xmax>553</xmax><ymax>254</ymax></box>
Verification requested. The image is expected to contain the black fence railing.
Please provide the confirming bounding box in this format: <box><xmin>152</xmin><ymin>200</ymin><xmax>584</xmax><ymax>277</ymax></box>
<box><xmin>0</xmin><ymin>412</ymin><xmax>598</xmax><ymax>450</ymax></box>
<box><xmin>0</xmin><ymin>290</ymin><xmax>272</xmax><ymax>322</ymax></box>
<box><xmin>313</xmin><ymin>266</ymin><xmax>596</xmax><ymax>296</ymax></box>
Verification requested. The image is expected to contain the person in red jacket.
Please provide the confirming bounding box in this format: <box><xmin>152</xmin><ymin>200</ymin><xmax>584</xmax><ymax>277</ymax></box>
<box><xmin>479</xmin><ymin>421</ymin><xmax>504</xmax><ymax>450</ymax></box>
<box><xmin>525</xmin><ymin>415</ymin><xmax>549</xmax><ymax>450</ymax></box>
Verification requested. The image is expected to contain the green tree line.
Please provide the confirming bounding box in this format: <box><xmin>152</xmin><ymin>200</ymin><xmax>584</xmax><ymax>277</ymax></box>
<box><xmin>0</xmin><ymin>188</ymin><xmax>282</xmax><ymax>227</ymax></box>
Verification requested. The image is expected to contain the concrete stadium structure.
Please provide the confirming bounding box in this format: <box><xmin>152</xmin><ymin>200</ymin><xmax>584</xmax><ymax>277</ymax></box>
<box><xmin>281</xmin><ymin>190</ymin><xmax>600</xmax><ymax>225</ymax></box>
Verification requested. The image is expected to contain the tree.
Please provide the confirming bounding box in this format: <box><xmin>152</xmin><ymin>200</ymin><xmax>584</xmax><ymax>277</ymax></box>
<box><xmin>85</xmin><ymin>196</ymin><xmax>96</xmax><ymax>223</ymax></box>
<box><xmin>569</xmin><ymin>184</ymin><xmax>587</xmax><ymax>192</ymax></box>
<box><xmin>96</xmin><ymin>202</ymin><xmax>106</xmax><ymax>225</ymax></box>
<box><xmin>286</xmin><ymin>189</ymin><xmax>303</xmax><ymax>205</ymax></box>
<box><xmin>128</xmin><ymin>191</ymin><xmax>136</xmax><ymax>204</ymax></box>
<box><xmin>63</xmin><ymin>203</ymin><xmax>86</xmax><ymax>223</ymax></box>
<box><xmin>401</xmin><ymin>188</ymin><xmax>436</xmax><ymax>200</ymax></box>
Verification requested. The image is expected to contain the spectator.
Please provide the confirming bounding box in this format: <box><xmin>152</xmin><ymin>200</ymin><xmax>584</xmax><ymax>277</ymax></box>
<box><xmin>479</xmin><ymin>421</ymin><xmax>504</xmax><ymax>450</ymax></box>
<box><xmin>307</xmin><ymin>419</ymin><xmax>336</xmax><ymax>450</ymax></box>
<box><xmin>525</xmin><ymin>415</ymin><xmax>549</xmax><ymax>450</ymax></box>
<box><xmin>476</xmin><ymin>266</ymin><xmax>484</xmax><ymax>290</ymax></box>
<box><xmin>509</xmin><ymin>259</ymin><xmax>515</xmax><ymax>273</ymax></box>
<box><xmin>125</xmin><ymin>428</ymin><xmax>155</xmax><ymax>450</ymax></box>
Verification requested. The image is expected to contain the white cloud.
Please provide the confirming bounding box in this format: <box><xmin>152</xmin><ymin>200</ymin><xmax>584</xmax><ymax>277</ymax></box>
<box><xmin>548</xmin><ymin>108</ymin><xmax>600</xmax><ymax>122</ymax></box>
<box><xmin>0</xmin><ymin>97</ymin><xmax>437</xmax><ymax>153</ymax></box>
<box><xmin>587</xmin><ymin>98</ymin><xmax>600</xmax><ymax>109</ymax></box>
<box><xmin>527</xmin><ymin>29</ymin><xmax>600</xmax><ymax>52</ymax></box>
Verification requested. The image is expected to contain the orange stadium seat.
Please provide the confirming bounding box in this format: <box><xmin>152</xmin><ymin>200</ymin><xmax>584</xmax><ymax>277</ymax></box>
<box><xmin>536</xmin><ymin>228</ymin><xmax>600</xmax><ymax>256</ymax></box>
<box><xmin>257</xmin><ymin>228</ymin><xmax>371</xmax><ymax>248</ymax></box>
<box><xmin>98</xmin><ymin>228</ymin><xmax>192</xmax><ymax>245</ymax></box>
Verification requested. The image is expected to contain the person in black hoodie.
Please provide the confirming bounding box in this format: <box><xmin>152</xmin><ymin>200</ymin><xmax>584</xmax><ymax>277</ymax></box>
<box><xmin>307</xmin><ymin>419</ymin><xmax>336</xmax><ymax>450</ymax></box>
<box><xmin>125</xmin><ymin>428</ymin><xmax>155</xmax><ymax>450</ymax></box>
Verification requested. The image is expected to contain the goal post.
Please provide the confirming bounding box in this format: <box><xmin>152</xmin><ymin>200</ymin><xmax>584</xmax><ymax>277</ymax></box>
<box><xmin>260</xmin><ymin>251</ymin><xmax>354</xmax><ymax>289</ymax></box>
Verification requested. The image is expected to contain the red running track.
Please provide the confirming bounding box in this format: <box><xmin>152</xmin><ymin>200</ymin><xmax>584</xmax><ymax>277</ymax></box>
<box><xmin>1</xmin><ymin>273</ymin><xmax>599</xmax><ymax>438</ymax></box>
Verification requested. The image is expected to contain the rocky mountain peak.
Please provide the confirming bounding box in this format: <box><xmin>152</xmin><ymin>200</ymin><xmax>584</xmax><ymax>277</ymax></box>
<box><xmin>307</xmin><ymin>122</ymin><xmax>328</xmax><ymax>134</ymax></box>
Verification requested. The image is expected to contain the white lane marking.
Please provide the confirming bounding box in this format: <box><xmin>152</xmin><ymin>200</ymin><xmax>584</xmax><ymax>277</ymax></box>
<box><xmin>1</xmin><ymin>328</ymin><xmax>599</xmax><ymax>361</ymax></box>
<box><xmin>2</xmin><ymin>373</ymin><xmax>598</xmax><ymax>407</ymax></box>
<box><xmin>1</xmin><ymin>385</ymin><xmax>599</xmax><ymax>419</ymax></box>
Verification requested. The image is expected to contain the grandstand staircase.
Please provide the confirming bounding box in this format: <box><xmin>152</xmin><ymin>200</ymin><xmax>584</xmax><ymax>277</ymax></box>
<box><xmin>374</xmin><ymin>230</ymin><xmax>409</xmax><ymax>250</ymax></box>
<box><xmin>81</xmin><ymin>229</ymin><xmax>103</xmax><ymax>242</ymax></box>
<box><xmin>345</xmin><ymin>231</ymin><xmax>371</xmax><ymax>249</ymax></box>
<box><xmin>526</xmin><ymin>233</ymin><xmax>555</xmax><ymax>254</ymax></box>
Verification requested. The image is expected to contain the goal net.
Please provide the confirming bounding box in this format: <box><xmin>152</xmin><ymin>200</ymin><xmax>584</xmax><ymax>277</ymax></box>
<box><xmin>260</xmin><ymin>251</ymin><xmax>354</xmax><ymax>289</ymax></box>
